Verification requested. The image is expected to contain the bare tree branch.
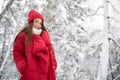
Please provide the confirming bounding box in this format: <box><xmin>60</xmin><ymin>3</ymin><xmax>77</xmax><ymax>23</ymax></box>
<box><xmin>4</xmin><ymin>17</ymin><xmax>12</xmax><ymax>26</ymax></box>
<box><xmin>9</xmin><ymin>7</ymin><xmax>21</xmax><ymax>28</ymax></box>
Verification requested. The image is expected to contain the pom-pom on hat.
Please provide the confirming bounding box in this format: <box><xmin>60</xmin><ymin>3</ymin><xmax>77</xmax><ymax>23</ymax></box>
<box><xmin>28</xmin><ymin>9</ymin><xmax>44</xmax><ymax>23</ymax></box>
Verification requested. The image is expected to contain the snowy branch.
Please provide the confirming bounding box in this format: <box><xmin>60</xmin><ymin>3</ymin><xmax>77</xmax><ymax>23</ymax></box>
<box><xmin>109</xmin><ymin>37</ymin><xmax>120</xmax><ymax>49</ymax></box>
<box><xmin>0</xmin><ymin>40</ymin><xmax>14</xmax><ymax>78</ymax></box>
<box><xmin>85</xmin><ymin>6</ymin><xmax>103</xmax><ymax>17</ymax></box>
<box><xmin>104</xmin><ymin>63</ymin><xmax>120</xmax><ymax>80</ymax></box>
<box><xmin>114</xmin><ymin>75</ymin><xmax>120</xmax><ymax>80</ymax></box>
<box><xmin>0</xmin><ymin>0</ymin><xmax>14</xmax><ymax>20</ymax></box>
<box><xmin>9</xmin><ymin>7</ymin><xmax>20</xmax><ymax>27</ymax></box>
<box><xmin>107</xmin><ymin>1</ymin><xmax>120</xmax><ymax>14</ymax></box>
<box><xmin>112</xmin><ymin>63</ymin><xmax>120</xmax><ymax>70</ymax></box>
<box><xmin>4</xmin><ymin>17</ymin><xmax>12</xmax><ymax>26</ymax></box>
<box><xmin>101</xmin><ymin>63</ymin><xmax>120</xmax><ymax>80</ymax></box>
<box><xmin>88</xmin><ymin>42</ymin><xmax>103</xmax><ymax>55</ymax></box>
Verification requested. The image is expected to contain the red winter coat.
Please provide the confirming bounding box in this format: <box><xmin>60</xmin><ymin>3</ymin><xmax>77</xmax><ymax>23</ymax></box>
<box><xmin>13</xmin><ymin>30</ymin><xmax>57</xmax><ymax>80</ymax></box>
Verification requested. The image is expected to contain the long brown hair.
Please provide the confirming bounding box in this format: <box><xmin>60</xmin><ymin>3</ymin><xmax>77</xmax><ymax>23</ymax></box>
<box><xmin>14</xmin><ymin>20</ymin><xmax>46</xmax><ymax>49</ymax></box>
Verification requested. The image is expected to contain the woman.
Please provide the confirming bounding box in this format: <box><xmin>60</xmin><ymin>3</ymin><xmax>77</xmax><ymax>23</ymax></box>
<box><xmin>13</xmin><ymin>9</ymin><xmax>57</xmax><ymax>80</ymax></box>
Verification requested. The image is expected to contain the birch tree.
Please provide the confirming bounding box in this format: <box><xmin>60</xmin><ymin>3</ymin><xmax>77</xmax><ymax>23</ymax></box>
<box><xmin>97</xmin><ymin>0</ymin><xmax>120</xmax><ymax>80</ymax></box>
<box><xmin>97</xmin><ymin>0</ymin><xmax>110</xmax><ymax>80</ymax></box>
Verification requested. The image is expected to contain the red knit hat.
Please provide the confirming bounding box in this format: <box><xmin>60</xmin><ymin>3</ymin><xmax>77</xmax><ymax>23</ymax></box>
<box><xmin>28</xmin><ymin>9</ymin><xmax>44</xmax><ymax>23</ymax></box>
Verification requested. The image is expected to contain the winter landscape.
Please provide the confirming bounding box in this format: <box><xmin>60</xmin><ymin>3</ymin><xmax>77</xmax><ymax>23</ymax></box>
<box><xmin>0</xmin><ymin>0</ymin><xmax>120</xmax><ymax>80</ymax></box>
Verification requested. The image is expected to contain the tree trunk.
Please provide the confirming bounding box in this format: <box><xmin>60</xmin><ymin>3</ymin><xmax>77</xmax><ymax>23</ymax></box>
<box><xmin>97</xmin><ymin>0</ymin><xmax>110</xmax><ymax>80</ymax></box>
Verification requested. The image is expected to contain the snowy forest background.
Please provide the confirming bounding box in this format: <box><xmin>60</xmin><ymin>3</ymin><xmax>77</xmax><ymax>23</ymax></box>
<box><xmin>0</xmin><ymin>0</ymin><xmax>120</xmax><ymax>80</ymax></box>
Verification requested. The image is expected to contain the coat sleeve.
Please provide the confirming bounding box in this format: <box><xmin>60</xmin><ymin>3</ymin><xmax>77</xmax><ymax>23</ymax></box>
<box><xmin>13</xmin><ymin>32</ymin><xmax>27</xmax><ymax>75</ymax></box>
<box><xmin>42</xmin><ymin>30</ymin><xmax>57</xmax><ymax>69</ymax></box>
<box><xmin>49</xmin><ymin>45</ymin><xmax>57</xmax><ymax>70</ymax></box>
<box><xmin>47</xmin><ymin>45</ymin><xmax>57</xmax><ymax>80</ymax></box>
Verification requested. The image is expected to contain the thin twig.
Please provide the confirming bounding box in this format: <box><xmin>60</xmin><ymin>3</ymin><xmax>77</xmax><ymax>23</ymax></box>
<box><xmin>107</xmin><ymin>1</ymin><xmax>120</xmax><ymax>14</ymax></box>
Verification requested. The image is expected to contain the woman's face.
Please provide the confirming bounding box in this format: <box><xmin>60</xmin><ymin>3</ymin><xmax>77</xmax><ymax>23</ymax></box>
<box><xmin>33</xmin><ymin>18</ymin><xmax>42</xmax><ymax>30</ymax></box>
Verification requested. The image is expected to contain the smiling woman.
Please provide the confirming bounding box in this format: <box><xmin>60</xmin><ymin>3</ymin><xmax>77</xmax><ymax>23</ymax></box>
<box><xmin>13</xmin><ymin>9</ymin><xmax>57</xmax><ymax>80</ymax></box>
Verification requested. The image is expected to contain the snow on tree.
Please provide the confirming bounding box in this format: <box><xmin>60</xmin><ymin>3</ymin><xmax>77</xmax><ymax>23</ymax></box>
<box><xmin>0</xmin><ymin>0</ymin><xmax>120</xmax><ymax>80</ymax></box>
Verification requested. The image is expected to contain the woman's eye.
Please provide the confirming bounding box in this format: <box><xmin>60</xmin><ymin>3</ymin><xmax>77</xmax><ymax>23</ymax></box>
<box><xmin>34</xmin><ymin>20</ymin><xmax>38</xmax><ymax>23</ymax></box>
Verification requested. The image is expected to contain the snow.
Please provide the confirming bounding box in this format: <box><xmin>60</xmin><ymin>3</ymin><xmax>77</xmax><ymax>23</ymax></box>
<box><xmin>0</xmin><ymin>0</ymin><xmax>120</xmax><ymax>80</ymax></box>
